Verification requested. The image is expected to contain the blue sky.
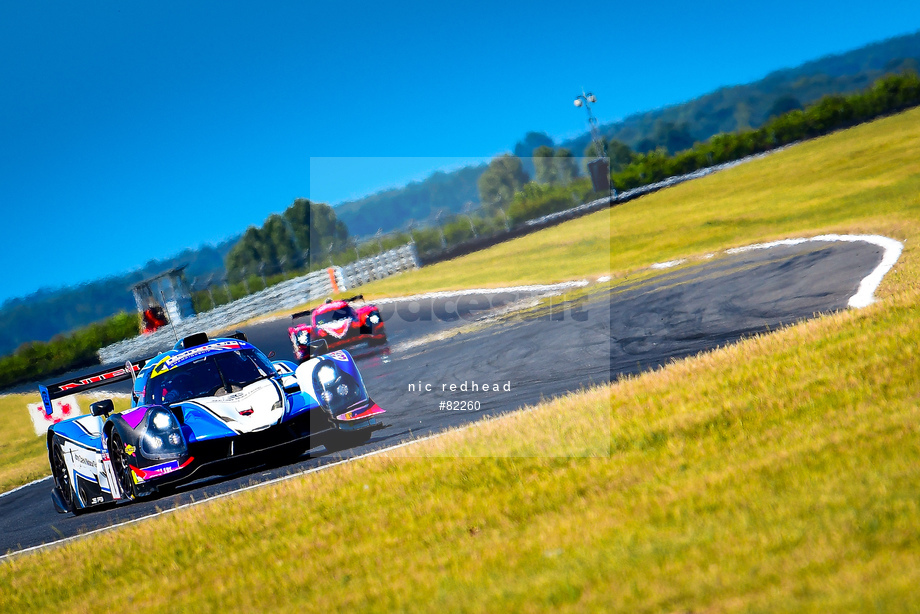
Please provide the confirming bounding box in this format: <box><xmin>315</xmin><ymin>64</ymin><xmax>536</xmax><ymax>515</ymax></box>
<box><xmin>2</xmin><ymin>0</ymin><xmax>919</xmax><ymax>304</ymax></box>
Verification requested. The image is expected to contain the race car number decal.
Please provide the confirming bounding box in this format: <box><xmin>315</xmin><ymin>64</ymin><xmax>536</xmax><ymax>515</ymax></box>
<box><xmin>130</xmin><ymin>457</ymin><xmax>194</xmax><ymax>482</ymax></box>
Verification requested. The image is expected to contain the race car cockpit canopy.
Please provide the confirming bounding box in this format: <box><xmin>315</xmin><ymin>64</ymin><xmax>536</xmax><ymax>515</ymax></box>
<box><xmin>145</xmin><ymin>344</ymin><xmax>274</xmax><ymax>406</ymax></box>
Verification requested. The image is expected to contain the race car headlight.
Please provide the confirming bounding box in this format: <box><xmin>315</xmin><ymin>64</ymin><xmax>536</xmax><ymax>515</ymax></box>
<box><xmin>317</xmin><ymin>365</ymin><xmax>336</xmax><ymax>385</ymax></box>
<box><xmin>297</xmin><ymin>331</ymin><xmax>310</xmax><ymax>345</ymax></box>
<box><xmin>311</xmin><ymin>358</ymin><xmax>368</xmax><ymax>414</ymax></box>
<box><xmin>141</xmin><ymin>408</ymin><xmax>187</xmax><ymax>460</ymax></box>
<box><xmin>152</xmin><ymin>411</ymin><xmax>172</xmax><ymax>430</ymax></box>
<box><xmin>369</xmin><ymin>313</ymin><xmax>380</xmax><ymax>325</ymax></box>
<box><xmin>320</xmin><ymin>384</ymin><xmax>348</xmax><ymax>404</ymax></box>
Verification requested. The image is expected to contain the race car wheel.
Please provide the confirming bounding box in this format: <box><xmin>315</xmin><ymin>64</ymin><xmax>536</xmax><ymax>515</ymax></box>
<box><xmin>108</xmin><ymin>431</ymin><xmax>136</xmax><ymax>500</ymax></box>
<box><xmin>50</xmin><ymin>435</ymin><xmax>81</xmax><ymax>515</ymax></box>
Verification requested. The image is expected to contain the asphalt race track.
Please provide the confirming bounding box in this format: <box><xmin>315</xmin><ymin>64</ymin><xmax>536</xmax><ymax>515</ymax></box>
<box><xmin>0</xmin><ymin>239</ymin><xmax>886</xmax><ymax>556</ymax></box>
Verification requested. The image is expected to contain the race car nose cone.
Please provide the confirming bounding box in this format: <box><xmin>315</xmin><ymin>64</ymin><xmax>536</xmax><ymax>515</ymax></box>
<box><xmin>319</xmin><ymin>319</ymin><xmax>351</xmax><ymax>339</ymax></box>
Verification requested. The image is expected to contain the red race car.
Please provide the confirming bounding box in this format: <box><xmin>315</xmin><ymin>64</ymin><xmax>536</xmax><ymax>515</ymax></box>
<box><xmin>289</xmin><ymin>295</ymin><xmax>387</xmax><ymax>361</ymax></box>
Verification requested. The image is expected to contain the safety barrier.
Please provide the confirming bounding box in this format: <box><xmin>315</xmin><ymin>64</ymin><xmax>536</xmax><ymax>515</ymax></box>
<box><xmin>339</xmin><ymin>243</ymin><xmax>420</xmax><ymax>289</ymax></box>
<box><xmin>524</xmin><ymin>146</ymin><xmax>792</xmax><ymax>228</ymax></box>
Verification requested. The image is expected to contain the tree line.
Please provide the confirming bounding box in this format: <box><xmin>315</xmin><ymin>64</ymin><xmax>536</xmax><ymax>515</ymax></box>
<box><xmin>224</xmin><ymin>199</ymin><xmax>348</xmax><ymax>282</ymax></box>
<box><xmin>0</xmin><ymin>313</ymin><xmax>139</xmax><ymax>391</ymax></box>
<box><xmin>407</xmin><ymin>71</ymin><xmax>920</xmax><ymax>254</ymax></box>
<box><xmin>608</xmin><ymin>71</ymin><xmax>920</xmax><ymax>191</ymax></box>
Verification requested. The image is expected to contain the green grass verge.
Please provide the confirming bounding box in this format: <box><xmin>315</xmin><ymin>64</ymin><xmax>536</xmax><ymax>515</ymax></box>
<box><xmin>0</xmin><ymin>395</ymin><xmax>131</xmax><ymax>494</ymax></box>
<box><xmin>2</xmin><ymin>107</ymin><xmax>920</xmax><ymax>611</ymax></box>
<box><xmin>0</xmin><ymin>395</ymin><xmax>52</xmax><ymax>494</ymax></box>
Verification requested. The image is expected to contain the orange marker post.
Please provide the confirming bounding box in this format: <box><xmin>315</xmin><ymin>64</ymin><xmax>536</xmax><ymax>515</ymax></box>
<box><xmin>327</xmin><ymin>267</ymin><xmax>340</xmax><ymax>294</ymax></box>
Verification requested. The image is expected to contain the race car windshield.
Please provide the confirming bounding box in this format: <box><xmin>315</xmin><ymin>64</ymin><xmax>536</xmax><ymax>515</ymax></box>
<box><xmin>315</xmin><ymin>307</ymin><xmax>354</xmax><ymax>325</ymax></box>
<box><xmin>145</xmin><ymin>349</ymin><xmax>275</xmax><ymax>405</ymax></box>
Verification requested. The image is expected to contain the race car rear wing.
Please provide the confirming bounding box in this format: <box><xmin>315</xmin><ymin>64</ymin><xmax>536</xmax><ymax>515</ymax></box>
<box><xmin>39</xmin><ymin>359</ymin><xmax>150</xmax><ymax>416</ymax></box>
<box><xmin>290</xmin><ymin>295</ymin><xmax>365</xmax><ymax>320</ymax></box>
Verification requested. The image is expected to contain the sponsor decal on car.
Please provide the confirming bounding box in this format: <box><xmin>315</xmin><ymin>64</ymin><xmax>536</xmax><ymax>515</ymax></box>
<box><xmin>55</xmin><ymin>364</ymin><xmax>141</xmax><ymax>393</ymax></box>
<box><xmin>337</xmin><ymin>404</ymin><xmax>385</xmax><ymax>421</ymax></box>
<box><xmin>153</xmin><ymin>340</ymin><xmax>245</xmax><ymax>374</ymax></box>
<box><xmin>210</xmin><ymin>379</ymin><xmax>273</xmax><ymax>402</ymax></box>
<box><xmin>130</xmin><ymin>457</ymin><xmax>194</xmax><ymax>482</ymax></box>
<box><xmin>72</xmin><ymin>451</ymin><xmax>97</xmax><ymax>471</ymax></box>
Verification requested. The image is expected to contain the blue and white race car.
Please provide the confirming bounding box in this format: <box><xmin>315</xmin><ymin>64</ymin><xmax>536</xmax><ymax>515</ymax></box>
<box><xmin>39</xmin><ymin>331</ymin><xmax>386</xmax><ymax>515</ymax></box>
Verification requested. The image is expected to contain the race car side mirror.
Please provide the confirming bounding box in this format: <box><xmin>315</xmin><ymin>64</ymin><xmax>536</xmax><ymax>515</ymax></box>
<box><xmin>227</xmin><ymin>330</ymin><xmax>248</xmax><ymax>342</ymax></box>
<box><xmin>90</xmin><ymin>399</ymin><xmax>114</xmax><ymax>417</ymax></box>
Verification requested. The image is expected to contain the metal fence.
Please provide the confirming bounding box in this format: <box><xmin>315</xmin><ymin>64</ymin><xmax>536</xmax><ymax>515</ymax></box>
<box><xmin>98</xmin><ymin>244</ymin><xmax>421</xmax><ymax>363</ymax></box>
<box><xmin>339</xmin><ymin>243</ymin><xmax>420</xmax><ymax>289</ymax></box>
<box><xmin>524</xmin><ymin>147</ymin><xmax>791</xmax><ymax>228</ymax></box>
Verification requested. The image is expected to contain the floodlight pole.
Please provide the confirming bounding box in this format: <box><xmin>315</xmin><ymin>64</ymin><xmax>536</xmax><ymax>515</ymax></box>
<box><xmin>574</xmin><ymin>91</ymin><xmax>606</xmax><ymax>159</ymax></box>
<box><xmin>574</xmin><ymin>90</ymin><xmax>615</xmax><ymax>199</ymax></box>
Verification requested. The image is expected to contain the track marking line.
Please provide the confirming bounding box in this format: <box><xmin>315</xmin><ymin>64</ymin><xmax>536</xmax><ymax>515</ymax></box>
<box><xmin>0</xmin><ymin>476</ymin><xmax>51</xmax><ymax>499</ymax></box>
<box><xmin>650</xmin><ymin>259</ymin><xmax>686</xmax><ymax>270</ymax></box>
<box><xmin>725</xmin><ymin>234</ymin><xmax>903</xmax><ymax>308</ymax></box>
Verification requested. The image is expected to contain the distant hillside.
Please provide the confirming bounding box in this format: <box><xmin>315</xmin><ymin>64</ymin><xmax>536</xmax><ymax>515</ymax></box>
<box><xmin>334</xmin><ymin>164</ymin><xmax>487</xmax><ymax>238</ymax></box>
<box><xmin>0</xmin><ymin>239</ymin><xmax>235</xmax><ymax>355</ymax></box>
<box><xmin>561</xmin><ymin>30</ymin><xmax>920</xmax><ymax>155</ymax></box>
